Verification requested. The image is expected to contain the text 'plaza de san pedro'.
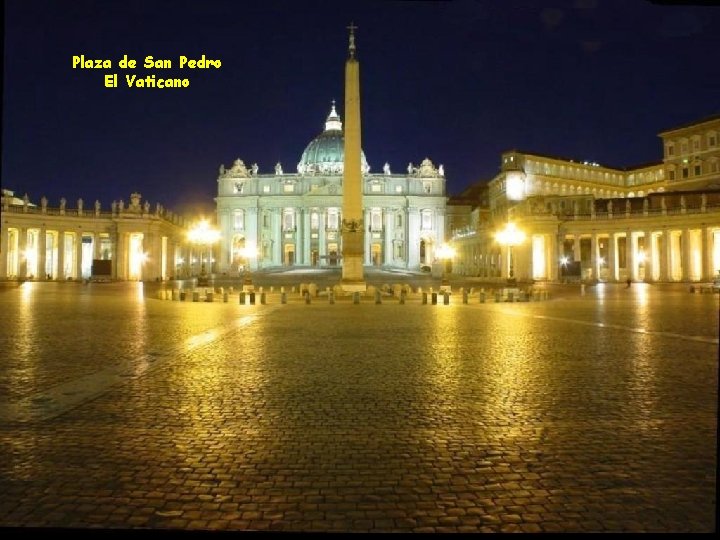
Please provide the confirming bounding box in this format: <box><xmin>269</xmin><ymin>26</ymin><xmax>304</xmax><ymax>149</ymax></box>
<box><xmin>2</xmin><ymin>28</ymin><xmax>720</xmax><ymax>285</ymax></box>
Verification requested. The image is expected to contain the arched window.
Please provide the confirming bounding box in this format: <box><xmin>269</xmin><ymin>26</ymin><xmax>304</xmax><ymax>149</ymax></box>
<box><xmin>234</xmin><ymin>209</ymin><xmax>244</xmax><ymax>230</ymax></box>
<box><xmin>420</xmin><ymin>209</ymin><xmax>433</xmax><ymax>230</ymax></box>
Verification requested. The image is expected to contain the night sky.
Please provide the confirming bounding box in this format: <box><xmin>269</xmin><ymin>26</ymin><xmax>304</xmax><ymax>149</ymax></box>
<box><xmin>3</xmin><ymin>0</ymin><xmax>720</xmax><ymax>216</ymax></box>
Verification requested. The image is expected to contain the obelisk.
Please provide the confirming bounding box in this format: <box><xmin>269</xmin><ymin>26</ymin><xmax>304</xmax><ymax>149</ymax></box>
<box><xmin>341</xmin><ymin>22</ymin><xmax>366</xmax><ymax>291</ymax></box>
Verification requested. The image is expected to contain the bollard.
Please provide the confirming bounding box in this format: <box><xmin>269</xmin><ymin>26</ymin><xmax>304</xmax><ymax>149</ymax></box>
<box><xmin>172</xmin><ymin>289</ymin><xmax>179</xmax><ymax>301</ymax></box>
<box><xmin>507</xmin><ymin>291</ymin><xmax>514</xmax><ymax>303</ymax></box>
<box><xmin>480</xmin><ymin>291</ymin><xmax>486</xmax><ymax>303</ymax></box>
<box><xmin>249</xmin><ymin>292</ymin><xmax>256</xmax><ymax>305</ymax></box>
<box><xmin>375</xmin><ymin>290</ymin><xmax>382</xmax><ymax>304</ymax></box>
<box><xmin>495</xmin><ymin>291</ymin><xmax>501</xmax><ymax>303</ymax></box>
<box><xmin>180</xmin><ymin>291</ymin><xmax>186</xmax><ymax>301</ymax></box>
<box><xmin>443</xmin><ymin>292</ymin><xmax>450</xmax><ymax>305</ymax></box>
<box><xmin>192</xmin><ymin>291</ymin><xmax>200</xmax><ymax>302</ymax></box>
<box><xmin>157</xmin><ymin>290</ymin><xmax>164</xmax><ymax>300</ymax></box>
<box><xmin>353</xmin><ymin>292</ymin><xmax>360</xmax><ymax>304</ymax></box>
<box><xmin>270</xmin><ymin>286</ymin><xmax>274</xmax><ymax>293</ymax></box>
<box><xmin>305</xmin><ymin>292</ymin><xmax>311</xmax><ymax>304</ymax></box>
<box><xmin>422</xmin><ymin>292</ymin><xmax>428</xmax><ymax>304</ymax></box>
<box><xmin>223</xmin><ymin>291</ymin><xmax>229</xmax><ymax>303</ymax></box>
<box><xmin>581</xmin><ymin>283</ymin><xmax>586</xmax><ymax>296</ymax></box>
<box><xmin>462</xmin><ymin>289</ymin><xmax>468</xmax><ymax>304</ymax></box>
<box><xmin>281</xmin><ymin>292</ymin><xmax>287</xmax><ymax>304</ymax></box>
<box><xmin>400</xmin><ymin>290</ymin><xmax>406</xmax><ymax>304</ymax></box>
<box><xmin>260</xmin><ymin>292</ymin><xmax>266</xmax><ymax>305</ymax></box>
<box><xmin>280</xmin><ymin>286</ymin><xmax>285</xmax><ymax>294</ymax></box>
<box><xmin>206</xmin><ymin>292</ymin><xmax>214</xmax><ymax>302</ymax></box>
<box><xmin>329</xmin><ymin>292</ymin><xmax>335</xmax><ymax>304</ymax></box>
<box><xmin>431</xmin><ymin>292</ymin><xmax>438</xmax><ymax>305</ymax></box>
<box><xmin>239</xmin><ymin>291</ymin><xmax>246</xmax><ymax>305</ymax></box>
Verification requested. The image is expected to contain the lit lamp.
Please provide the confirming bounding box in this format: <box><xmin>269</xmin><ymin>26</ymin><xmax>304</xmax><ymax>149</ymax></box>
<box><xmin>188</xmin><ymin>219</ymin><xmax>220</xmax><ymax>282</ymax></box>
<box><xmin>238</xmin><ymin>244</ymin><xmax>258</xmax><ymax>290</ymax></box>
<box><xmin>496</xmin><ymin>222</ymin><xmax>526</xmax><ymax>284</ymax></box>
<box><xmin>436</xmin><ymin>243</ymin><xmax>456</xmax><ymax>288</ymax></box>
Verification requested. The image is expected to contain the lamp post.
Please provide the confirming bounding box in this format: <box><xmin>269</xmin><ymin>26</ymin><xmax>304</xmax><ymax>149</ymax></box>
<box><xmin>188</xmin><ymin>219</ymin><xmax>220</xmax><ymax>284</ymax></box>
<box><xmin>238</xmin><ymin>244</ymin><xmax>258</xmax><ymax>291</ymax></box>
<box><xmin>496</xmin><ymin>222</ymin><xmax>526</xmax><ymax>285</ymax></box>
<box><xmin>436</xmin><ymin>243</ymin><xmax>456</xmax><ymax>290</ymax></box>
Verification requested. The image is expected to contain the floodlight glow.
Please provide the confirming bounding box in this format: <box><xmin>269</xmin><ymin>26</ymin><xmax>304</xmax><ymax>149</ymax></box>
<box><xmin>436</xmin><ymin>243</ymin><xmax>456</xmax><ymax>260</ymax></box>
<box><xmin>495</xmin><ymin>223</ymin><xmax>526</xmax><ymax>247</ymax></box>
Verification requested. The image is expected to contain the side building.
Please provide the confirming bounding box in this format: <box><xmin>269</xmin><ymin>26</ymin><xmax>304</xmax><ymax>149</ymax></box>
<box><xmin>1</xmin><ymin>191</ymin><xmax>193</xmax><ymax>281</ymax></box>
<box><xmin>215</xmin><ymin>104</ymin><xmax>447</xmax><ymax>273</ymax></box>
<box><xmin>449</xmin><ymin>114</ymin><xmax>720</xmax><ymax>283</ymax></box>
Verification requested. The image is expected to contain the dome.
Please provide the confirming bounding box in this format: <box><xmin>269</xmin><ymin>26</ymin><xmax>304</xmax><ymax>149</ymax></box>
<box><xmin>297</xmin><ymin>103</ymin><xmax>369</xmax><ymax>175</ymax></box>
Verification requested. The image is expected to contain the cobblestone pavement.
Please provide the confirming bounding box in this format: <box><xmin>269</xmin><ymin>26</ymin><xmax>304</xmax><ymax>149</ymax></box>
<box><xmin>0</xmin><ymin>281</ymin><xmax>717</xmax><ymax>532</ymax></box>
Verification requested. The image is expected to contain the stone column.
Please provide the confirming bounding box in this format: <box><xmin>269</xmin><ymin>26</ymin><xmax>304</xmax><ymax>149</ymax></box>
<box><xmin>681</xmin><ymin>228</ymin><xmax>691</xmax><ymax>281</ymax></box>
<box><xmin>115</xmin><ymin>232</ymin><xmax>125</xmax><ymax>280</ymax></box>
<box><xmin>272</xmin><ymin>210</ymin><xmax>282</xmax><ymax>266</ymax></box>
<box><xmin>573</xmin><ymin>235</ymin><xmax>581</xmax><ymax>262</ymax></box>
<box><xmin>38</xmin><ymin>228</ymin><xmax>47</xmax><ymax>279</ymax></box>
<box><xmin>364</xmin><ymin>209</ymin><xmax>372</xmax><ymax>265</ymax></box>
<box><xmin>590</xmin><ymin>233</ymin><xmax>598</xmax><ymax>280</ymax></box>
<box><xmin>76</xmin><ymin>232</ymin><xmax>85</xmax><ymax>279</ymax></box>
<box><xmin>383</xmin><ymin>209</ymin><xmax>392</xmax><ymax>265</ymax></box>
<box><xmin>295</xmin><ymin>208</ymin><xmax>303</xmax><ymax>265</ymax></box>
<box><xmin>303</xmin><ymin>208</ymin><xmax>311</xmax><ymax>266</ymax></box>
<box><xmin>608</xmin><ymin>232</ymin><xmax>617</xmax><ymax>282</ymax></box>
<box><xmin>57</xmin><ymin>231</ymin><xmax>65</xmax><ymax>279</ymax></box>
<box><xmin>643</xmin><ymin>230</ymin><xmax>653</xmax><ymax>282</ymax></box>
<box><xmin>407</xmin><ymin>208</ymin><xmax>420</xmax><ymax>268</ymax></box>
<box><xmin>17</xmin><ymin>228</ymin><xmax>28</xmax><ymax>278</ymax></box>
<box><xmin>701</xmin><ymin>227</ymin><xmax>712</xmax><ymax>281</ymax></box>
<box><xmin>0</xmin><ymin>225</ymin><xmax>8</xmax><ymax>278</ymax></box>
<box><xmin>247</xmin><ymin>208</ymin><xmax>259</xmax><ymax>270</ymax></box>
<box><xmin>556</xmin><ymin>232</ymin><xmax>565</xmax><ymax>281</ymax></box>
<box><xmin>626</xmin><ymin>231</ymin><xmax>634</xmax><ymax>281</ymax></box>
<box><xmin>659</xmin><ymin>230</ymin><xmax>670</xmax><ymax>282</ymax></box>
<box><xmin>318</xmin><ymin>210</ymin><xmax>326</xmax><ymax>265</ymax></box>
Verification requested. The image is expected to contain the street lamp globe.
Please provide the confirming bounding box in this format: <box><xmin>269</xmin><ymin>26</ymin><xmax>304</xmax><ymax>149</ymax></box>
<box><xmin>188</xmin><ymin>219</ymin><xmax>221</xmax><ymax>279</ymax></box>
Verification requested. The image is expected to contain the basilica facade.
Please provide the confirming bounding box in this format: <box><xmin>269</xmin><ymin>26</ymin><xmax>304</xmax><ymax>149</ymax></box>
<box><xmin>215</xmin><ymin>104</ymin><xmax>447</xmax><ymax>273</ymax></box>
<box><xmin>449</xmin><ymin>115</ymin><xmax>720</xmax><ymax>283</ymax></box>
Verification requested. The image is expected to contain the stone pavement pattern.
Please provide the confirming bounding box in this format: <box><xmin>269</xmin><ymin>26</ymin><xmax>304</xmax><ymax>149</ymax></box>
<box><xmin>0</xmin><ymin>282</ymin><xmax>717</xmax><ymax>532</ymax></box>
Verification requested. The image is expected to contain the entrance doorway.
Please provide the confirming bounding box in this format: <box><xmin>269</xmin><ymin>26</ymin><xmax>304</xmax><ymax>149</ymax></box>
<box><xmin>284</xmin><ymin>244</ymin><xmax>295</xmax><ymax>266</ymax></box>
<box><xmin>371</xmin><ymin>243</ymin><xmax>382</xmax><ymax>266</ymax></box>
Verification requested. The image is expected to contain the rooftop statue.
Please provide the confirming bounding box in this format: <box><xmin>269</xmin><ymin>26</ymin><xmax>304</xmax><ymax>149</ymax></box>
<box><xmin>438</xmin><ymin>164</ymin><xmax>445</xmax><ymax>176</ymax></box>
<box><xmin>130</xmin><ymin>192</ymin><xmax>142</xmax><ymax>211</ymax></box>
<box><xmin>383</xmin><ymin>162</ymin><xmax>391</xmax><ymax>175</ymax></box>
<box><xmin>275</xmin><ymin>162</ymin><xmax>283</xmax><ymax>175</ymax></box>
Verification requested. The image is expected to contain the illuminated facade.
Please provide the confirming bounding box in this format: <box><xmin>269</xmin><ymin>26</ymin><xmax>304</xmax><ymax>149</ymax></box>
<box><xmin>215</xmin><ymin>104</ymin><xmax>447</xmax><ymax>273</ymax></box>
<box><xmin>0</xmin><ymin>191</ymin><xmax>193</xmax><ymax>281</ymax></box>
<box><xmin>449</xmin><ymin>115</ymin><xmax>720</xmax><ymax>283</ymax></box>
